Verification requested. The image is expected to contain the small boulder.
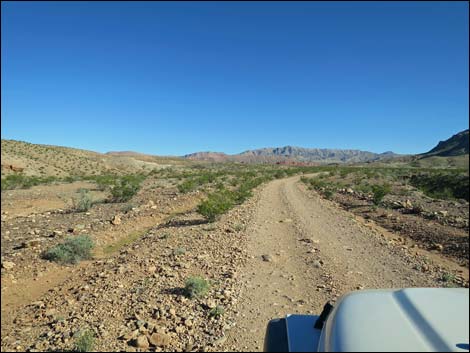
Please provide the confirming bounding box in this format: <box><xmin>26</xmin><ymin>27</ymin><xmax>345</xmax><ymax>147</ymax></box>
<box><xmin>134</xmin><ymin>335</ymin><xmax>149</xmax><ymax>349</ymax></box>
<box><xmin>2</xmin><ymin>261</ymin><xmax>15</xmax><ymax>270</ymax></box>
<box><xmin>149</xmin><ymin>332</ymin><xmax>171</xmax><ymax>347</ymax></box>
<box><xmin>111</xmin><ymin>215</ymin><xmax>121</xmax><ymax>225</ymax></box>
<box><xmin>261</xmin><ymin>254</ymin><xmax>273</xmax><ymax>262</ymax></box>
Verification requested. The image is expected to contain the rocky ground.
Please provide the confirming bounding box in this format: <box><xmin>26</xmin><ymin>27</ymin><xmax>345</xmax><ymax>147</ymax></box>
<box><xmin>331</xmin><ymin>188</ymin><xmax>469</xmax><ymax>267</ymax></box>
<box><xmin>1</xmin><ymin>175</ymin><xmax>469</xmax><ymax>352</ymax></box>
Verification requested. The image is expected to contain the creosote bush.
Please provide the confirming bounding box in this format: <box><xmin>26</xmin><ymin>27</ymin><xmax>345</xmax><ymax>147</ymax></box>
<box><xmin>371</xmin><ymin>184</ymin><xmax>391</xmax><ymax>205</ymax></box>
<box><xmin>209</xmin><ymin>305</ymin><xmax>225</xmax><ymax>318</ymax></box>
<box><xmin>73</xmin><ymin>328</ymin><xmax>95</xmax><ymax>352</ymax></box>
<box><xmin>42</xmin><ymin>235</ymin><xmax>94</xmax><ymax>264</ymax></box>
<box><xmin>184</xmin><ymin>276</ymin><xmax>210</xmax><ymax>299</ymax></box>
<box><xmin>197</xmin><ymin>190</ymin><xmax>235</xmax><ymax>222</ymax></box>
<box><xmin>73</xmin><ymin>189</ymin><xmax>93</xmax><ymax>212</ymax></box>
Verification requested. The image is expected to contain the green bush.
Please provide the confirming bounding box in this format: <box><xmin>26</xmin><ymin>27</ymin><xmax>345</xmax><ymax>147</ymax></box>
<box><xmin>42</xmin><ymin>235</ymin><xmax>94</xmax><ymax>264</ymax></box>
<box><xmin>184</xmin><ymin>276</ymin><xmax>210</xmax><ymax>299</ymax></box>
<box><xmin>339</xmin><ymin>168</ymin><xmax>352</xmax><ymax>178</ymax></box>
<box><xmin>73</xmin><ymin>328</ymin><xmax>95</xmax><ymax>352</ymax></box>
<box><xmin>1</xmin><ymin>174</ymin><xmax>59</xmax><ymax>190</ymax></box>
<box><xmin>110</xmin><ymin>175</ymin><xmax>145</xmax><ymax>202</ymax></box>
<box><xmin>409</xmin><ymin>173</ymin><xmax>469</xmax><ymax>201</ymax></box>
<box><xmin>197</xmin><ymin>190</ymin><xmax>235</xmax><ymax>222</ymax></box>
<box><xmin>209</xmin><ymin>305</ymin><xmax>225</xmax><ymax>318</ymax></box>
<box><xmin>371</xmin><ymin>184</ymin><xmax>391</xmax><ymax>205</ymax></box>
<box><xmin>85</xmin><ymin>174</ymin><xmax>145</xmax><ymax>202</ymax></box>
<box><xmin>178</xmin><ymin>179</ymin><xmax>197</xmax><ymax>193</ymax></box>
<box><xmin>173</xmin><ymin>247</ymin><xmax>186</xmax><ymax>256</ymax></box>
<box><xmin>73</xmin><ymin>189</ymin><xmax>93</xmax><ymax>212</ymax></box>
<box><xmin>323</xmin><ymin>189</ymin><xmax>334</xmax><ymax>199</ymax></box>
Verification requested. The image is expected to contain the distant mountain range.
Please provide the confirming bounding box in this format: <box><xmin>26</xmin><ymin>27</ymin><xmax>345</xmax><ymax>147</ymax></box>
<box><xmin>2</xmin><ymin>129</ymin><xmax>468</xmax><ymax>178</ymax></box>
<box><xmin>184</xmin><ymin>147</ymin><xmax>399</xmax><ymax>164</ymax></box>
<box><xmin>421</xmin><ymin>129</ymin><xmax>469</xmax><ymax>157</ymax></box>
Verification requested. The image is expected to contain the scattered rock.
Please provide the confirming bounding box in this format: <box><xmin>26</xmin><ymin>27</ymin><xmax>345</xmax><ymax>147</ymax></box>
<box><xmin>2</xmin><ymin>261</ymin><xmax>15</xmax><ymax>270</ymax></box>
<box><xmin>261</xmin><ymin>254</ymin><xmax>273</xmax><ymax>262</ymax></box>
<box><xmin>213</xmin><ymin>335</ymin><xmax>227</xmax><ymax>346</ymax></box>
<box><xmin>433</xmin><ymin>244</ymin><xmax>444</xmax><ymax>252</ymax></box>
<box><xmin>438</xmin><ymin>210</ymin><xmax>448</xmax><ymax>217</ymax></box>
<box><xmin>52</xmin><ymin>230</ymin><xmax>63</xmax><ymax>237</ymax></box>
<box><xmin>134</xmin><ymin>335</ymin><xmax>149</xmax><ymax>349</ymax></box>
<box><xmin>404</xmin><ymin>199</ymin><xmax>413</xmax><ymax>209</ymax></box>
<box><xmin>111</xmin><ymin>215</ymin><xmax>121</xmax><ymax>225</ymax></box>
<box><xmin>149</xmin><ymin>332</ymin><xmax>171</xmax><ymax>347</ymax></box>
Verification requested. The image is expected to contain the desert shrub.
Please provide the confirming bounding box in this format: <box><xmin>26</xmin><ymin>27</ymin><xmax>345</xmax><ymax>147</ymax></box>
<box><xmin>73</xmin><ymin>189</ymin><xmax>93</xmax><ymax>212</ymax></box>
<box><xmin>88</xmin><ymin>174</ymin><xmax>117</xmax><ymax>191</ymax></box>
<box><xmin>195</xmin><ymin>172</ymin><xmax>217</xmax><ymax>185</ymax></box>
<box><xmin>42</xmin><ymin>235</ymin><xmax>94</xmax><ymax>264</ymax></box>
<box><xmin>73</xmin><ymin>328</ymin><xmax>95</xmax><ymax>352</ymax></box>
<box><xmin>1</xmin><ymin>174</ymin><xmax>59</xmax><ymax>190</ymax></box>
<box><xmin>209</xmin><ymin>305</ymin><xmax>225</xmax><ymax>318</ymax></box>
<box><xmin>371</xmin><ymin>184</ymin><xmax>391</xmax><ymax>205</ymax></box>
<box><xmin>338</xmin><ymin>169</ymin><xmax>348</xmax><ymax>178</ymax></box>
<box><xmin>355</xmin><ymin>183</ymin><xmax>373</xmax><ymax>194</ymax></box>
<box><xmin>173</xmin><ymin>247</ymin><xmax>186</xmax><ymax>256</ymax></box>
<box><xmin>197</xmin><ymin>190</ymin><xmax>235</xmax><ymax>222</ymax></box>
<box><xmin>308</xmin><ymin>178</ymin><xmax>328</xmax><ymax>190</ymax></box>
<box><xmin>409</xmin><ymin>173</ymin><xmax>469</xmax><ymax>201</ymax></box>
<box><xmin>323</xmin><ymin>189</ymin><xmax>334</xmax><ymax>199</ymax></box>
<box><xmin>441</xmin><ymin>272</ymin><xmax>456</xmax><ymax>283</ymax></box>
<box><xmin>233</xmin><ymin>223</ymin><xmax>245</xmax><ymax>232</ymax></box>
<box><xmin>121</xmin><ymin>203</ymin><xmax>135</xmax><ymax>213</ymax></box>
<box><xmin>274</xmin><ymin>170</ymin><xmax>286</xmax><ymax>179</ymax></box>
<box><xmin>184</xmin><ymin>276</ymin><xmax>210</xmax><ymax>299</ymax></box>
<box><xmin>110</xmin><ymin>175</ymin><xmax>145</xmax><ymax>202</ymax></box>
<box><xmin>178</xmin><ymin>179</ymin><xmax>197</xmax><ymax>193</ymax></box>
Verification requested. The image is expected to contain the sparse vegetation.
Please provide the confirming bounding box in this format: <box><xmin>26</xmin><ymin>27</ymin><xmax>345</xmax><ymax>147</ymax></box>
<box><xmin>173</xmin><ymin>247</ymin><xmax>186</xmax><ymax>256</ymax></box>
<box><xmin>121</xmin><ymin>203</ymin><xmax>135</xmax><ymax>213</ymax></box>
<box><xmin>197</xmin><ymin>189</ymin><xmax>236</xmax><ymax>222</ymax></box>
<box><xmin>72</xmin><ymin>189</ymin><xmax>93</xmax><ymax>212</ymax></box>
<box><xmin>1</xmin><ymin>174</ymin><xmax>59</xmax><ymax>190</ymax></box>
<box><xmin>178</xmin><ymin>179</ymin><xmax>197</xmax><ymax>193</ymax></box>
<box><xmin>409</xmin><ymin>172</ymin><xmax>469</xmax><ymax>201</ymax></box>
<box><xmin>42</xmin><ymin>235</ymin><xmax>94</xmax><ymax>264</ymax></box>
<box><xmin>441</xmin><ymin>272</ymin><xmax>456</xmax><ymax>283</ymax></box>
<box><xmin>184</xmin><ymin>276</ymin><xmax>210</xmax><ymax>299</ymax></box>
<box><xmin>371</xmin><ymin>184</ymin><xmax>391</xmax><ymax>205</ymax></box>
<box><xmin>109</xmin><ymin>175</ymin><xmax>146</xmax><ymax>202</ymax></box>
<box><xmin>73</xmin><ymin>328</ymin><xmax>95</xmax><ymax>352</ymax></box>
<box><xmin>208</xmin><ymin>305</ymin><xmax>225</xmax><ymax>318</ymax></box>
<box><xmin>233</xmin><ymin>223</ymin><xmax>245</xmax><ymax>232</ymax></box>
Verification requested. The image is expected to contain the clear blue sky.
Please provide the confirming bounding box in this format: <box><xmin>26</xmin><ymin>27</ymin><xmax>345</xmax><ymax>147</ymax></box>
<box><xmin>1</xmin><ymin>1</ymin><xmax>468</xmax><ymax>156</ymax></box>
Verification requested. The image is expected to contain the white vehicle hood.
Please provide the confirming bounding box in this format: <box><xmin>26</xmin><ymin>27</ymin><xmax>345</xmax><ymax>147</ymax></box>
<box><xmin>318</xmin><ymin>288</ymin><xmax>469</xmax><ymax>352</ymax></box>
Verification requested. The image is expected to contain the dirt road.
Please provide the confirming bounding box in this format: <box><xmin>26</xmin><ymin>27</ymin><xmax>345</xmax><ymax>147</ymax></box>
<box><xmin>226</xmin><ymin>175</ymin><xmax>450</xmax><ymax>351</ymax></box>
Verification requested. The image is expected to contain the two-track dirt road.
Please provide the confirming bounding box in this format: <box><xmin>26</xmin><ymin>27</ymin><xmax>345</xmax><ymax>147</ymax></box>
<box><xmin>226</xmin><ymin>175</ymin><xmax>455</xmax><ymax>351</ymax></box>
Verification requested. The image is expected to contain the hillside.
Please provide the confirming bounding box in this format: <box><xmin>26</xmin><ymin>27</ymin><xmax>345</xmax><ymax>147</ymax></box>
<box><xmin>421</xmin><ymin>129</ymin><xmax>469</xmax><ymax>157</ymax></box>
<box><xmin>182</xmin><ymin>152</ymin><xmax>230</xmax><ymax>163</ymax></box>
<box><xmin>184</xmin><ymin>146</ymin><xmax>399</xmax><ymax>164</ymax></box>
<box><xmin>1</xmin><ymin>140</ymin><xmax>186</xmax><ymax>178</ymax></box>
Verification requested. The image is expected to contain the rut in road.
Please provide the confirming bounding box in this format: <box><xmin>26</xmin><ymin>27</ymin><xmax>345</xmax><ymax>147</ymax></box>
<box><xmin>227</xmin><ymin>176</ymin><xmax>438</xmax><ymax>352</ymax></box>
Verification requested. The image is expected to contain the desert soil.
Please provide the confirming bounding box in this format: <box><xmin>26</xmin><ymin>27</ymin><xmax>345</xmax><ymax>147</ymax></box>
<box><xmin>1</xmin><ymin>176</ymin><xmax>468</xmax><ymax>352</ymax></box>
